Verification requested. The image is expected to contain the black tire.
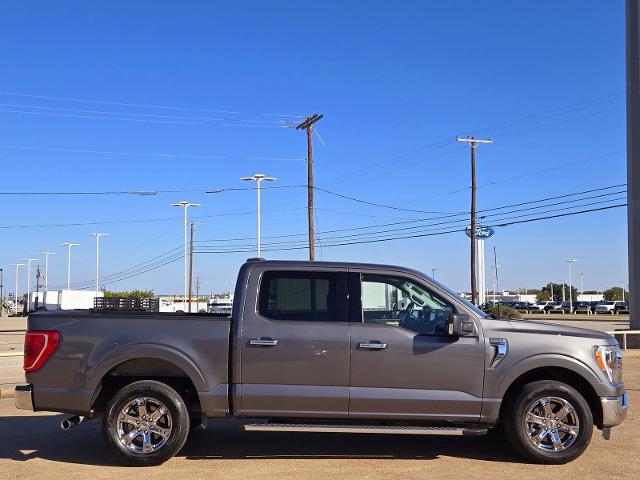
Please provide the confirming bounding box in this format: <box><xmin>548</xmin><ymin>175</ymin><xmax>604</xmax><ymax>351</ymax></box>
<box><xmin>102</xmin><ymin>380</ymin><xmax>190</xmax><ymax>466</ymax></box>
<box><xmin>504</xmin><ymin>380</ymin><xmax>593</xmax><ymax>464</ymax></box>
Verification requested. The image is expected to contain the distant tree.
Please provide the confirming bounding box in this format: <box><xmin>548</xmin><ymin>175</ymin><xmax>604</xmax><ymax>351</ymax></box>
<box><xmin>603</xmin><ymin>287</ymin><xmax>628</xmax><ymax>301</ymax></box>
<box><xmin>104</xmin><ymin>289</ymin><xmax>154</xmax><ymax>299</ymax></box>
<box><xmin>582</xmin><ymin>290</ymin><xmax>600</xmax><ymax>294</ymax></box>
<box><xmin>539</xmin><ymin>283</ymin><xmax>579</xmax><ymax>302</ymax></box>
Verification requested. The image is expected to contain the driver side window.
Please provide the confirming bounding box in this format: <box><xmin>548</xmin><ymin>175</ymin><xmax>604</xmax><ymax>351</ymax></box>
<box><xmin>361</xmin><ymin>274</ymin><xmax>454</xmax><ymax>336</ymax></box>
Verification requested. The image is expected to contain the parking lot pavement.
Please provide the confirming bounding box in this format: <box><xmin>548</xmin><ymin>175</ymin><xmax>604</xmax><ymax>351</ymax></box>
<box><xmin>0</xmin><ymin>354</ymin><xmax>638</xmax><ymax>480</ymax></box>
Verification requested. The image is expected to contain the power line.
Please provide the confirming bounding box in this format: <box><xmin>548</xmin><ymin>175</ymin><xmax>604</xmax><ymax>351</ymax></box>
<box><xmin>196</xmin><ymin>192</ymin><xmax>626</xmax><ymax>250</ymax></box>
<box><xmin>195</xmin><ymin>183</ymin><xmax>628</xmax><ymax>243</ymax></box>
<box><xmin>0</xmin><ymin>144</ymin><xmax>305</xmax><ymax>162</ymax></box>
<box><xmin>312</xmin><ymin>186</ymin><xmax>467</xmax><ymax>214</ymax></box>
<box><xmin>56</xmin><ymin>196</ymin><xmax>626</xmax><ymax>289</ymax></box>
<box><xmin>195</xmin><ymin>203</ymin><xmax>626</xmax><ymax>254</ymax></box>
<box><xmin>0</xmin><ymin>91</ymin><xmax>305</xmax><ymax>118</ymax></box>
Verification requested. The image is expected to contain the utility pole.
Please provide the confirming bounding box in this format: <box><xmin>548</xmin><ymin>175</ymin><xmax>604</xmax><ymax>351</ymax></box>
<box><xmin>551</xmin><ymin>283</ymin><xmax>554</xmax><ymax>302</ymax></box>
<box><xmin>188</xmin><ymin>222</ymin><xmax>195</xmax><ymax>313</ymax></box>
<box><xmin>431</xmin><ymin>268</ymin><xmax>439</xmax><ymax>280</ymax></box>
<box><xmin>456</xmin><ymin>136</ymin><xmax>493</xmax><ymax>304</ymax></box>
<box><xmin>296</xmin><ymin>114</ymin><xmax>324</xmax><ymax>261</ymax></box>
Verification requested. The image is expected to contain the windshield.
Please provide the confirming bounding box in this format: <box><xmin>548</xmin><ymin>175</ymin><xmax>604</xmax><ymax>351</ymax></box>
<box><xmin>601</xmin><ymin>301</ymin><xmax>615</xmax><ymax>305</ymax></box>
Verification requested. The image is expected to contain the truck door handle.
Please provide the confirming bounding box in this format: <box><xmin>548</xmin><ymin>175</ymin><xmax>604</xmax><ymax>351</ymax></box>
<box><xmin>249</xmin><ymin>338</ymin><xmax>279</xmax><ymax>347</ymax></box>
<box><xmin>358</xmin><ymin>341</ymin><xmax>387</xmax><ymax>350</ymax></box>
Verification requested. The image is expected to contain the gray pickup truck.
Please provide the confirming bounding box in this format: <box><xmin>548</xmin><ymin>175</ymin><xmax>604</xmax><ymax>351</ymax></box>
<box><xmin>15</xmin><ymin>259</ymin><xmax>628</xmax><ymax>466</ymax></box>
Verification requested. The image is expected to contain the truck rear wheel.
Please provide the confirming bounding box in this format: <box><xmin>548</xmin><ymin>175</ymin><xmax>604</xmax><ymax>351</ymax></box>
<box><xmin>102</xmin><ymin>380</ymin><xmax>190</xmax><ymax>466</ymax></box>
<box><xmin>504</xmin><ymin>380</ymin><xmax>593</xmax><ymax>464</ymax></box>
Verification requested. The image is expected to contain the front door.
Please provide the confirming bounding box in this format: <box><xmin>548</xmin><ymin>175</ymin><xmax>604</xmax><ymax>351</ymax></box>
<box><xmin>239</xmin><ymin>268</ymin><xmax>351</xmax><ymax>418</ymax></box>
<box><xmin>349</xmin><ymin>272</ymin><xmax>486</xmax><ymax>422</ymax></box>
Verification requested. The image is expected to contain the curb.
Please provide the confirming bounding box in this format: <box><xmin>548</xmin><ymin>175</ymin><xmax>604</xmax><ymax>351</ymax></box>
<box><xmin>0</xmin><ymin>384</ymin><xmax>17</xmax><ymax>400</ymax></box>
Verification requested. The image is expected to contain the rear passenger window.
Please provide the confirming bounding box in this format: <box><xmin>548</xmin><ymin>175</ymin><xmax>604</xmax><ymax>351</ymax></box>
<box><xmin>258</xmin><ymin>271</ymin><xmax>348</xmax><ymax>322</ymax></box>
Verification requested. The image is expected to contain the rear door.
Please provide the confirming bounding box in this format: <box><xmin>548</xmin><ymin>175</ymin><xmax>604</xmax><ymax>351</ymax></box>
<box><xmin>348</xmin><ymin>271</ymin><xmax>486</xmax><ymax>422</ymax></box>
<box><xmin>238</xmin><ymin>267</ymin><xmax>351</xmax><ymax>418</ymax></box>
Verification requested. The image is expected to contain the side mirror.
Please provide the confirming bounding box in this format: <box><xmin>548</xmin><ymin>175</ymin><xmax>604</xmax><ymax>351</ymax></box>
<box><xmin>448</xmin><ymin>313</ymin><xmax>476</xmax><ymax>336</ymax></box>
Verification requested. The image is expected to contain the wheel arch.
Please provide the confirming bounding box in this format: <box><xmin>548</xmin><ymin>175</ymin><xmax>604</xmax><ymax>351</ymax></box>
<box><xmin>498</xmin><ymin>366</ymin><xmax>603</xmax><ymax>428</ymax></box>
<box><xmin>89</xmin><ymin>347</ymin><xmax>207</xmax><ymax>418</ymax></box>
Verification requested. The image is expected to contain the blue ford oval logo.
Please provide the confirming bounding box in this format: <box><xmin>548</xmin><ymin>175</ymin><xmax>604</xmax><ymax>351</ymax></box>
<box><xmin>465</xmin><ymin>225</ymin><xmax>495</xmax><ymax>239</ymax></box>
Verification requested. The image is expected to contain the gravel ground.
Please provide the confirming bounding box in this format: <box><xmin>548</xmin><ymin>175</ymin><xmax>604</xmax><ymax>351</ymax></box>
<box><xmin>0</xmin><ymin>353</ymin><xmax>638</xmax><ymax>480</ymax></box>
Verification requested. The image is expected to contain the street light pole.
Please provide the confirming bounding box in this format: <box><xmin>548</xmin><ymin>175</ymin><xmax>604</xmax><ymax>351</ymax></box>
<box><xmin>41</xmin><ymin>252</ymin><xmax>56</xmax><ymax>291</ymax></box>
<box><xmin>566</xmin><ymin>259</ymin><xmax>578</xmax><ymax>312</ymax></box>
<box><xmin>241</xmin><ymin>174</ymin><xmax>276</xmax><ymax>257</ymax></box>
<box><xmin>89</xmin><ymin>233</ymin><xmax>110</xmax><ymax>295</ymax></box>
<box><xmin>11</xmin><ymin>263</ymin><xmax>25</xmax><ymax>315</ymax></box>
<box><xmin>171</xmin><ymin>202</ymin><xmax>201</xmax><ymax>305</ymax></box>
<box><xmin>431</xmin><ymin>268</ymin><xmax>439</xmax><ymax>280</ymax></box>
<box><xmin>61</xmin><ymin>243</ymin><xmax>80</xmax><ymax>290</ymax></box>
<box><xmin>23</xmin><ymin>258</ymin><xmax>37</xmax><ymax>312</ymax></box>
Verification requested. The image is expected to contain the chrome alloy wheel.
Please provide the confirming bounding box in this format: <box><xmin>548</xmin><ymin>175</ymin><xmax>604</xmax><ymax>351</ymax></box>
<box><xmin>116</xmin><ymin>397</ymin><xmax>173</xmax><ymax>454</ymax></box>
<box><xmin>524</xmin><ymin>396</ymin><xmax>580</xmax><ymax>452</ymax></box>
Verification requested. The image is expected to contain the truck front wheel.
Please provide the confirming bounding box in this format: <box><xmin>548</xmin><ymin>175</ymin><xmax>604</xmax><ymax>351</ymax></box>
<box><xmin>102</xmin><ymin>380</ymin><xmax>190</xmax><ymax>466</ymax></box>
<box><xmin>504</xmin><ymin>380</ymin><xmax>593</xmax><ymax>464</ymax></box>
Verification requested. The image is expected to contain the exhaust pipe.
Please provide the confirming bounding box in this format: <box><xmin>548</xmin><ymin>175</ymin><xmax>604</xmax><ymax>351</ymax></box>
<box><xmin>60</xmin><ymin>415</ymin><xmax>83</xmax><ymax>430</ymax></box>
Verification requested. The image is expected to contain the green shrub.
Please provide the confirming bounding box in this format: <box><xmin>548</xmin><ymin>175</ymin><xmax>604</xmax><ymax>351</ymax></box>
<box><xmin>485</xmin><ymin>305</ymin><xmax>521</xmax><ymax>319</ymax></box>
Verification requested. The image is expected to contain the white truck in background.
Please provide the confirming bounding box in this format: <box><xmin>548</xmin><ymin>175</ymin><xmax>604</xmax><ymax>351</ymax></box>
<box><xmin>42</xmin><ymin>290</ymin><xmax>103</xmax><ymax>311</ymax></box>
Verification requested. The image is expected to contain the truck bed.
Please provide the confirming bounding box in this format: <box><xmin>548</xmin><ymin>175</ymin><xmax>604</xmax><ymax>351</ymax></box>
<box><xmin>26</xmin><ymin>310</ymin><xmax>232</xmax><ymax>417</ymax></box>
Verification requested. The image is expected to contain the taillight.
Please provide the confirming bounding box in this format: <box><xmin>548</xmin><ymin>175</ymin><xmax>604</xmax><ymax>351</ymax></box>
<box><xmin>24</xmin><ymin>331</ymin><xmax>60</xmax><ymax>372</ymax></box>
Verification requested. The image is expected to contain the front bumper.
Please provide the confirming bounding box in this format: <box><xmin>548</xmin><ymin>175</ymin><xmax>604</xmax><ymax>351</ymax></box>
<box><xmin>14</xmin><ymin>384</ymin><xmax>34</xmax><ymax>411</ymax></box>
<box><xmin>601</xmin><ymin>391</ymin><xmax>628</xmax><ymax>427</ymax></box>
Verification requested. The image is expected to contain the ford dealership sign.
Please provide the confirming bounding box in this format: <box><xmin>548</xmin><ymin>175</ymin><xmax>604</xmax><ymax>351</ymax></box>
<box><xmin>464</xmin><ymin>225</ymin><xmax>495</xmax><ymax>239</ymax></box>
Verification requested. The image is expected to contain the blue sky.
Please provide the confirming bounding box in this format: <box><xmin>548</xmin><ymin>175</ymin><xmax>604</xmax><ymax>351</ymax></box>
<box><xmin>0</xmin><ymin>0</ymin><xmax>628</xmax><ymax>296</ymax></box>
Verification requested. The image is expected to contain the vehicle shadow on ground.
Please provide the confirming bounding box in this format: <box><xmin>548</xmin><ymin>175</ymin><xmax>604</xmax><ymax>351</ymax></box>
<box><xmin>0</xmin><ymin>415</ymin><xmax>526</xmax><ymax>466</ymax></box>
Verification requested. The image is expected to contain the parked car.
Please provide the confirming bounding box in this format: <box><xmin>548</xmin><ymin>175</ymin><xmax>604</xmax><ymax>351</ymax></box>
<box><xmin>614</xmin><ymin>301</ymin><xmax>629</xmax><ymax>314</ymax></box>
<box><xmin>595</xmin><ymin>301</ymin><xmax>627</xmax><ymax>314</ymax></box>
<box><xmin>529</xmin><ymin>301</ymin><xmax>554</xmax><ymax>312</ymax></box>
<box><xmin>559</xmin><ymin>301</ymin><xmax>583</xmax><ymax>313</ymax></box>
<box><xmin>511</xmin><ymin>301</ymin><xmax>533</xmax><ymax>312</ymax></box>
<box><xmin>15</xmin><ymin>259</ymin><xmax>627</xmax><ymax>466</ymax></box>
<box><xmin>547</xmin><ymin>301</ymin><xmax>564</xmax><ymax>312</ymax></box>
<box><xmin>573</xmin><ymin>302</ymin><xmax>592</xmax><ymax>314</ymax></box>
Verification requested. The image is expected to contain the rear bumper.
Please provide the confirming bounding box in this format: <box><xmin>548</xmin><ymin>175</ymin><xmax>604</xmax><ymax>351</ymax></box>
<box><xmin>601</xmin><ymin>392</ymin><xmax>628</xmax><ymax>427</ymax></box>
<box><xmin>14</xmin><ymin>384</ymin><xmax>34</xmax><ymax>411</ymax></box>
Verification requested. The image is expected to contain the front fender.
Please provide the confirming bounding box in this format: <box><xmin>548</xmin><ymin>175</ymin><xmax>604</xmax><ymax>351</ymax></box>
<box><xmin>492</xmin><ymin>353</ymin><xmax>605</xmax><ymax>398</ymax></box>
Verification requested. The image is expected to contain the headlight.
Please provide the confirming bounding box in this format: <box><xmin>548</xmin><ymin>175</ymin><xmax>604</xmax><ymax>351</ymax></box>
<box><xmin>594</xmin><ymin>345</ymin><xmax>623</xmax><ymax>384</ymax></box>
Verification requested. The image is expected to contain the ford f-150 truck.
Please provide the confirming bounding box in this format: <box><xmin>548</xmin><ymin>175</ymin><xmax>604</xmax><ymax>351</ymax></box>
<box><xmin>15</xmin><ymin>259</ymin><xmax>628</xmax><ymax>466</ymax></box>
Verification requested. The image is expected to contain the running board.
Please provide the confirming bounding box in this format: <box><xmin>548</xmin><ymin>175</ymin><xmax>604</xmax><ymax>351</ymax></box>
<box><xmin>243</xmin><ymin>423</ymin><xmax>487</xmax><ymax>436</ymax></box>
